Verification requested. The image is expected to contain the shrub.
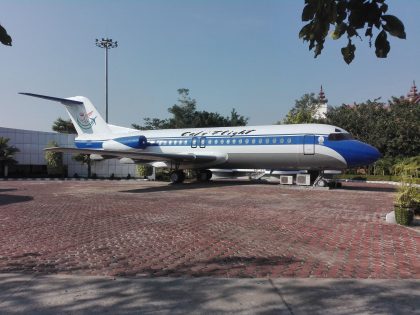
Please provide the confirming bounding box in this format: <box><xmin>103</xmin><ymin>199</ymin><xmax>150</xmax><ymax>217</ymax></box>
<box><xmin>394</xmin><ymin>177</ymin><xmax>418</xmax><ymax>226</ymax></box>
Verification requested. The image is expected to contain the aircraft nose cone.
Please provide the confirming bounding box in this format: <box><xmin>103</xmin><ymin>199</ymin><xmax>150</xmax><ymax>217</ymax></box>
<box><xmin>365</xmin><ymin>145</ymin><xmax>382</xmax><ymax>164</ymax></box>
<box><xmin>347</xmin><ymin>142</ymin><xmax>381</xmax><ymax>167</ymax></box>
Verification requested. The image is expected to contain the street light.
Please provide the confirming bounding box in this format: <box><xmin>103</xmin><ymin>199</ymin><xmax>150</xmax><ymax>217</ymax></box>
<box><xmin>95</xmin><ymin>38</ymin><xmax>118</xmax><ymax>123</ymax></box>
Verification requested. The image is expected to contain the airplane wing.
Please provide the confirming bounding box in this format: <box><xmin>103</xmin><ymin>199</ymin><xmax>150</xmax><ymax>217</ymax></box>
<box><xmin>45</xmin><ymin>147</ymin><xmax>218</xmax><ymax>163</ymax></box>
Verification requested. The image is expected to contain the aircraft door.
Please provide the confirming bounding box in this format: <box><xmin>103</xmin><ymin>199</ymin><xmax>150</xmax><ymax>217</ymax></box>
<box><xmin>199</xmin><ymin>136</ymin><xmax>206</xmax><ymax>148</ymax></box>
<box><xmin>191</xmin><ymin>137</ymin><xmax>206</xmax><ymax>148</ymax></box>
<box><xmin>191</xmin><ymin>137</ymin><xmax>198</xmax><ymax>148</ymax></box>
<box><xmin>303</xmin><ymin>134</ymin><xmax>315</xmax><ymax>155</ymax></box>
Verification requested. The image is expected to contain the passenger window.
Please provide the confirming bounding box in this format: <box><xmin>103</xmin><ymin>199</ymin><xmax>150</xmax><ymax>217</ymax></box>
<box><xmin>258</xmin><ymin>138</ymin><xmax>263</xmax><ymax>144</ymax></box>
<box><xmin>226</xmin><ymin>139</ymin><xmax>231</xmax><ymax>144</ymax></box>
<box><xmin>238</xmin><ymin>139</ymin><xmax>243</xmax><ymax>144</ymax></box>
<box><xmin>265</xmin><ymin>138</ymin><xmax>269</xmax><ymax>144</ymax></box>
<box><xmin>208</xmin><ymin>139</ymin><xmax>212</xmax><ymax>145</ymax></box>
<box><xmin>280</xmin><ymin>138</ymin><xmax>284</xmax><ymax>144</ymax></box>
<box><xmin>273</xmin><ymin>138</ymin><xmax>277</xmax><ymax>144</ymax></box>
<box><xmin>251</xmin><ymin>139</ymin><xmax>256</xmax><ymax>144</ymax></box>
<box><xmin>245</xmin><ymin>139</ymin><xmax>249</xmax><ymax>144</ymax></box>
<box><xmin>232</xmin><ymin>139</ymin><xmax>236</xmax><ymax>144</ymax></box>
<box><xmin>287</xmin><ymin>138</ymin><xmax>291</xmax><ymax>144</ymax></box>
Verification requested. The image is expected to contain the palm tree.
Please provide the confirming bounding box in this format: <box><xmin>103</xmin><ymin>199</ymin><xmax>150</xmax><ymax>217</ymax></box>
<box><xmin>0</xmin><ymin>137</ymin><xmax>19</xmax><ymax>177</ymax></box>
<box><xmin>52</xmin><ymin>117</ymin><xmax>77</xmax><ymax>134</ymax></box>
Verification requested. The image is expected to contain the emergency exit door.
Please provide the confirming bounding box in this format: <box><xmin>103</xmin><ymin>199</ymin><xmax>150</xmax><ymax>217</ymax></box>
<box><xmin>303</xmin><ymin>134</ymin><xmax>315</xmax><ymax>155</ymax></box>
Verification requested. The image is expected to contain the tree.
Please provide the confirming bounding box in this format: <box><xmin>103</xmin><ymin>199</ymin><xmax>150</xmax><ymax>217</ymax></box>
<box><xmin>52</xmin><ymin>118</ymin><xmax>77</xmax><ymax>134</ymax></box>
<box><xmin>385</xmin><ymin>98</ymin><xmax>420</xmax><ymax>158</ymax></box>
<box><xmin>45</xmin><ymin>140</ymin><xmax>65</xmax><ymax>176</ymax></box>
<box><xmin>132</xmin><ymin>89</ymin><xmax>248</xmax><ymax>130</ymax></box>
<box><xmin>0</xmin><ymin>137</ymin><xmax>19</xmax><ymax>177</ymax></box>
<box><xmin>0</xmin><ymin>24</ymin><xmax>12</xmax><ymax>46</ymax></box>
<box><xmin>325</xmin><ymin>100</ymin><xmax>390</xmax><ymax>153</ymax></box>
<box><xmin>72</xmin><ymin>154</ymin><xmax>92</xmax><ymax>178</ymax></box>
<box><xmin>280</xmin><ymin>93</ymin><xmax>321</xmax><ymax>124</ymax></box>
<box><xmin>51</xmin><ymin>117</ymin><xmax>93</xmax><ymax>177</ymax></box>
<box><xmin>325</xmin><ymin>98</ymin><xmax>420</xmax><ymax>158</ymax></box>
<box><xmin>299</xmin><ymin>0</ymin><xmax>406</xmax><ymax>64</ymax></box>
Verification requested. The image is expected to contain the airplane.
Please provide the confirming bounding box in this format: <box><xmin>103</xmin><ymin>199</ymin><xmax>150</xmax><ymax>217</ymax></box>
<box><xmin>20</xmin><ymin>92</ymin><xmax>381</xmax><ymax>185</ymax></box>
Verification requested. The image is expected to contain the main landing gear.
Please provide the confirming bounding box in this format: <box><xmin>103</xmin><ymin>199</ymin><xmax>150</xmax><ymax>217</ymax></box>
<box><xmin>169</xmin><ymin>169</ymin><xmax>213</xmax><ymax>184</ymax></box>
<box><xmin>169</xmin><ymin>170</ymin><xmax>185</xmax><ymax>184</ymax></box>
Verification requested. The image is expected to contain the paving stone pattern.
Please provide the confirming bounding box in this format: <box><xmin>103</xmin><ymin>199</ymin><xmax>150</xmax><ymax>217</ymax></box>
<box><xmin>0</xmin><ymin>180</ymin><xmax>418</xmax><ymax>279</ymax></box>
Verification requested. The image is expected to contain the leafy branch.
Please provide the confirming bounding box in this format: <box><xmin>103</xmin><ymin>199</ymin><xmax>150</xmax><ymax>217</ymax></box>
<box><xmin>299</xmin><ymin>0</ymin><xmax>406</xmax><ymax>64</ymax></box>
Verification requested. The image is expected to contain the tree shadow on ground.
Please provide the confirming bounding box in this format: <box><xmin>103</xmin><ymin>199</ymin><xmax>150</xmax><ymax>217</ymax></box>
<box><xmin>0</xmin><ymin>188</ymin><xmax>17</xmax><ymax>193</ymax></box>
<box><xmin>0</xmin><ymin>193</ymin><xmax>33</xmax><ymax>206</ymax></box>
<box><xmin>0</xmin><ymin>273</ymin><xmax>419</xmax><ymax>314</ymax></box>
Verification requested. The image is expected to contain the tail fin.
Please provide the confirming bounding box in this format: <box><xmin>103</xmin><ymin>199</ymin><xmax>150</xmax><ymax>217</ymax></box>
<box><xmin>19</xmin><ymin>93</ymin><xmax>111</xmax><ymax>136</ymax></box>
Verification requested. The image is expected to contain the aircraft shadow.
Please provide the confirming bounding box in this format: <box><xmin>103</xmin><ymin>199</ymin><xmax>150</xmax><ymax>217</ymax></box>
<box><xmin>121</xmin><ymin>180</ymin><xmax>273</xmax><ymax>194</ymax></box>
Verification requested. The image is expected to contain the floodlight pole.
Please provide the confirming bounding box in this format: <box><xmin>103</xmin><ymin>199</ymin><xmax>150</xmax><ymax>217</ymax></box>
<box><xmin>95</xmin><ymin>38</ymin><xmax>118</xmax><ymax>123</ymax></box>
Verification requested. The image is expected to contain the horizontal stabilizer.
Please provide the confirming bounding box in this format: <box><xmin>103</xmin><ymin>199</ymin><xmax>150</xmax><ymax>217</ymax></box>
<box><xmin>19</xmin><ymin>92</ymin><xmax>84</xmax><ymax>105</ymax></box>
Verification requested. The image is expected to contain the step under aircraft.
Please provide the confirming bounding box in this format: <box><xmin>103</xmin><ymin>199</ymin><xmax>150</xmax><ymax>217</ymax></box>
<box><xmin>20</xmin><ymin>93</ymin><xmax>381</xmax><ymax>184</ymax></box>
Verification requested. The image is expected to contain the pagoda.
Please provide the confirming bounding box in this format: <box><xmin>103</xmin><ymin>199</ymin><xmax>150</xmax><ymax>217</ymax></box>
<box><xmin>314</xmin><ymin>85</ymin><xmax>329</xmax><ymax>119</ymax></box>
<box><xmin>406</xmin><ymin>81</ymin><xmax>420</xmax><ymax>103</ymax></box>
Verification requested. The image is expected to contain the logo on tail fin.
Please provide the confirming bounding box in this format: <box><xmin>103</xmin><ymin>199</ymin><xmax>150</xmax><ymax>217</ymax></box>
<box><xmin>77</xmin><ymin>111</ymin><xmax>97</xmax><ymax>130</ymax></box>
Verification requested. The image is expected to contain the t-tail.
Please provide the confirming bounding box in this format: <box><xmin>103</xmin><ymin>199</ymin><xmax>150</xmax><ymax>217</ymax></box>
<box><xmin>19</xmin><ymin>93</ymin><xmax>111</xmax><ymax>136</ymax></box>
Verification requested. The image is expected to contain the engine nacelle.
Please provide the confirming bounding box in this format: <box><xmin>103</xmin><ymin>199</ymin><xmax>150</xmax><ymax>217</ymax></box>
<box><xmin>102</xmin><ymin>136</ymin><xmax>147</xmax><ymax>150</ymax></box>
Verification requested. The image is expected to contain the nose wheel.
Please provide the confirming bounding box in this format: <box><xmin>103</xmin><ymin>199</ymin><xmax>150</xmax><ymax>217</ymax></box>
<box><xmin>170</xmin><ymin>170</ymin><xmax>186</xmax><ymax>184</ymax></box>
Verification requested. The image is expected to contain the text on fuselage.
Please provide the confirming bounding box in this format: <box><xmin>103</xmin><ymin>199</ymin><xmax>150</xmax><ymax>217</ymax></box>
<box><xmin>181</xmin><ymin>129</ymin><xmax>256</xmax><ymax>137</ymax></box>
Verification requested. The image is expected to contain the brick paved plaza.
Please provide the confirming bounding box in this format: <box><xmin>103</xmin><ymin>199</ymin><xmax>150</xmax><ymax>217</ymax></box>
<box><xmin>0</xmin><ymin>180</ymin><xmax>418</xmax><ymax>279</ymax></box>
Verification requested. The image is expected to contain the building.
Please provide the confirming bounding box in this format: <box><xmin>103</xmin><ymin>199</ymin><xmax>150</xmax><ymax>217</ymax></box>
<box><xmin>0</xmin><ymin>126</ymin><xmax>137</xmax><ymax>178</ymax></box>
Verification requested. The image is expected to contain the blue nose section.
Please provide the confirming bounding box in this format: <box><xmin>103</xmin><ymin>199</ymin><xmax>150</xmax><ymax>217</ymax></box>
<box><xmin>326</xmin><ymin>140</ymin><xmax>381</xmax><ymax>167</ymax></box>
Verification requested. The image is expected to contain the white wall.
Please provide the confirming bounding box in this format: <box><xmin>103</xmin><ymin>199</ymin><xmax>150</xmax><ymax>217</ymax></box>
<box><xmin>0</xmin><ymin>127</ymin><xmax>137</xmax><ymax>178</ymax></box>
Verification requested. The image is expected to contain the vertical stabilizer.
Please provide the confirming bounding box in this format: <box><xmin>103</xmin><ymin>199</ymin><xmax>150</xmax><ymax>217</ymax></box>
<box><xmin>64</xmin><ymin>96</ymin><xmax>110</xmax><ymax>135</ymax></box>
<box><xmin>19</xmin><ymin>93</ymin><xmax>111</xmax><ymax>136</ymax></box>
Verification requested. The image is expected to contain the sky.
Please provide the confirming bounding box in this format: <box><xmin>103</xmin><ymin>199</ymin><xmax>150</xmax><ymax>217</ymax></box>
<box><xmin>1</xmin><ymin>0</ymin><xmax>419</xmax><ymax>132</ymax></box>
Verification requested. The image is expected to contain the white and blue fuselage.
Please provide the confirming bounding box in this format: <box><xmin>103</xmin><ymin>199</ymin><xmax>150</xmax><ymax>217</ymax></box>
<box><xmin>20</xmin><ymin>93</ymin><xmax>381</xmax><ymax>174</ymax></box>
<box><xmin>74</xmin><ymin>124</ymin><xmax>381</xmax><ymax>171</ymax></box>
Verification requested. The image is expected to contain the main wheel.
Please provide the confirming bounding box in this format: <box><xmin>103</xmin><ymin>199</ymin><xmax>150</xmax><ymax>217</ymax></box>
<box><xmin>170</xmin><ymin>170</ymin><xmax>185</xmax><ymax>184</ymax></box>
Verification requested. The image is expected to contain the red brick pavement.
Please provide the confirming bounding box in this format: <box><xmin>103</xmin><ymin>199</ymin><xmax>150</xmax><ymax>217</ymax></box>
<box><xmin>0</xmin><ymin>180</ymin><xmax>418</xmax><ymax>279</ymax></box>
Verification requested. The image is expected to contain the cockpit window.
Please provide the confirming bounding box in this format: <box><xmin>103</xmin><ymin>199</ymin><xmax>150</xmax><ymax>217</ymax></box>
<box><xmin>328</xmin><ymin>133</ymin><xmax>353</xmax><ymax>141</ymax></box>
